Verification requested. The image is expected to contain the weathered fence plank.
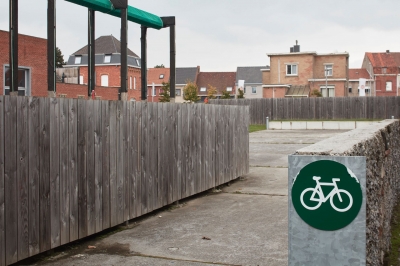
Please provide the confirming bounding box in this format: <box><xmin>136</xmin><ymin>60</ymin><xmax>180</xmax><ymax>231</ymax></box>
<box><xmin>141</xmin><ymin>103</ymin><xmax>148</xmax><ymax>214</ymax></box>
<box><xmin>86</xmin><ymin>100</ymin><xmax>95</xmax><ymax>236</ymax></box>
<box><xmin>93</xmin><ymin>100</ymin><xmax>102</xmax><ymax>233</ymax></box>
<box><xmin>109</xmin><ymin>101</ymin><xmax>118</xmax><ymax>227</ymax></box>
<box><xmin>5</xmin><ymin>96</ymin><xmax>18</xmax><ymax>264</ymax></box>
<box><xmin>59</xmin><ymin>98</ymin><xmax>69</xmax><ymax>245</ymax></box>
<box><xmin>17</xmin><ymin>97</ymin><xmax>29</xmax><ymax>260</ymax></box>
<box><xmin>123</xmin><ymin>102</ymin><xmax>130</xmax><ymax>221</ymax></box>
<box><xmin>0</xmin><ymin>96</ymin><xmax>4</xmax><ymax>266</ymax></box>
<box><xmin>28</xmin><ymin>97</ymin><xmax>40</xmax><ymax>256</ymax></box>
<box><xmin>68</xmin><ymin>99</ymin><xmax>78</xmax><ymax>242</ymax></box>
<box><xmin>77</xmin><ymin>99</ymin><xmax>87</xmax><ymax>238</ymax></box>
<box><xmin>101</xmin><ymin>101</ymin><xmax>110</xmax><ymax>228</ymax></box>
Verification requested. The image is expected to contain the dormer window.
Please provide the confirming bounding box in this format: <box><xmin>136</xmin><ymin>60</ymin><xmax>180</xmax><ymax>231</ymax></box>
<box><xmin>159</xmin><ymin>74</ymin><xmax>164</xmax><ymax>79</ymax></box>
<box><xmin>75</xmin><ymin>56</ymin><xmax>82</xmax><ymax>64</ymax></box>
<box><xmin>136</xmin><ymin>59</ymin><xmax>140</xmax><ymax>66</ymax></box>
<box><xmin>104</xmin><ymin>54</ymin><xmax>111</xmax><ymax>63</ymax></box>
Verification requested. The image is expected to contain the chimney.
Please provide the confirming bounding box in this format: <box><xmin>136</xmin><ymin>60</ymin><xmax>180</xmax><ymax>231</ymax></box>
<box><xmin>290</xmin><ymin>40</ymin><xmax>300</xmax><ymax>53</ymax></box>
<box><xmin>386</xmin><ymin>50</ymin><xmax>390</xmax><ymax>53</ymax></box>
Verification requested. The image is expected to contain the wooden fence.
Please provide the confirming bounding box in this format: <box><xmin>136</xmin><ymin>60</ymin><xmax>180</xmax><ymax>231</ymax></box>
<box><xmin>0</xmin><ymin>96</ymin><xmax>249</xmax><ymax>266</ymax></box>
<box><xmin>211</xmin><ymin>97</ymin><xmax>400</xmax><ymax>124</ymax></box>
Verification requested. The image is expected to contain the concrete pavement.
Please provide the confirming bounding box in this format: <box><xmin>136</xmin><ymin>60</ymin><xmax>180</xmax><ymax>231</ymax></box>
<box><xmin>20</xmin><ymin>129</ymin><xmax>345</xmax><ymax>266</ymax></box>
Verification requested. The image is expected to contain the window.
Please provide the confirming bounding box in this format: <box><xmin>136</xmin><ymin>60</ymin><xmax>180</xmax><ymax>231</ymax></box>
<box><xmin>382</xmin><ymin>68</ymin><xmax>387</xmax><ymax>74</ymax></box>
<box><xmin>134</xmin><ymin>77</ymin><xmax>136</xmax><ymax>90</ymax></box>
<box><xmin>159</xmin><ymin>74</ymin><xmax>164</xmax><ymax>79</ymax></box>
<box><xmin>176</xmin><ymin>89</ymin><xmax>181</xmax><ymax>96</ymax></box>
<box><xmin>348</xmin><ymin>87</ymin><xmax>352</xmax><ymax>93</ymax></box>
<box><xmin>4</xmin><ymin>66</ymin><xmax>30</xmax><ymax>96</ymax></box>
<box><xmin>200</xmin><ymin>87</ymin><xmax>206</xmax><ymax>92</ymax></box>
<box><xmin>79</xmin><ymin>75</ymin><xmax>84</xmax><ymax>85</ymax></box>
<box><xmin>101</xmin><ymin>75</ymin><xmax>109</xmax><ymax>86</ymax></box>
<box><xmin>130</xmin><ymin>76</ymin><xmax>132</xmax><ymax>90</ymax></box>
<box><xmin>286</xmin><ymin>64</ymin><xmax>298</xmax><ymax>76</ymax></box>
<box><xmin>252</xmin><ymin>87</ymin><xmax>257</xmax><ymax>94</ymax></box>
<box><xmin>324</xmin><ymin>64</ymin><xmax>333</xmax><ymax>76</ymax></box>
<box><xmin>244</xmin><ymin>87</ymin><xmax>246</xmax><ymax>94</ymax></box>
<box><xmin>104</xmin><ymin>54</ymin><xmax>111</xmax><ymax>63</ymax></box>
<box><xmin>136</xmin><ymin>59</ymin><xmax>140</xmax><ymax>66</ymax></box>
<box><xmin>386</xmin><ymin>81</ymin><xmax>392</xmax><ymax>91</ymax></box>
<box><xmin>320</xmin><ymin>86</ymin><xmax>335</xmax><ymax>97</ymax></box>
<box><xmin>226</xmin><ymin>87</ymin><xmax>232</xmax><ymax>92</ymax></box>
<box><xmin>75</xmin><ymin>56</ymin><xmax>82</xmax><ymax>64</ymax></box>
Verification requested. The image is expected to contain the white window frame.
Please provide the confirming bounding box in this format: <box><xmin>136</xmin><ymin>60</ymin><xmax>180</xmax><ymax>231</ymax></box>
<box><xmin>134</xmin><ymin>77</ymin><xmax>136</xmax><ymax>90</ymax></box>
<box><xmin>176</xmin><ymin>89</ymin><xmax>181</xmax><ymax>96</ymax></box>
<box><xmin>226</xmin><ymin>87</ymin><xmax>232</xmax><ymax>92</ymax></box>
<box><xmin>200</xmin><ymin>87</ymin><xmax>206</xmax><ymax>92</ymax></box>
<box><xmin>320</xmin><ymin>86</ymin><xmax>335</xmax><ymax>97</ymax></box>
<box><xmin>386</xmin><ymin>81</ymin><xmax>392</xmax><ymax>91</ymax></box>
<box><xmin>75</xmin><ymin>56</ymin><xmax>82</xmax><ymax>64</ymax></box>
<box><xmin>286</xmin><ymin>64</ymin><xmax>298</xmax><ymax>76</ymax></box>
<box><xmin>130</xmin><ymin>76</ymin><xmax>132</xmax><ymax>90</ymax></box>
<box><xmin>104</xmin><ymin>54</ymin><xmax>111</xmax><ymax>63</ymax></box>
<box><xmin>159</xmin><ymin>74</ymin><xmax>164</xmax><ymax>79</ymax></box>
<box><xmin>79</xmin><ymin>75</ymin><xmax>84</xmax><ymax>85</ymax></box>
<box><xmin>3</xmin><ymin>65</ymin><xmax>31</xmax><ymax>96</ymax></box>
<box><xmin>101</xmin><ymin>74</ymin><xmax>109</xmax><ymax>87</ymax></box>
<box><xmin>324</xmin><ymin>64</ymin><xmax>333</xmax><ymax>76</ymax></box>
<box><xmin>136</xmin><ymin>59</ymin><xmax>140</xmax><ymax>66</ymax></box>
<box><xmin>252</xmin><ymin>87</ymin><xmax>257</xmax><ymax>94</ymax></box>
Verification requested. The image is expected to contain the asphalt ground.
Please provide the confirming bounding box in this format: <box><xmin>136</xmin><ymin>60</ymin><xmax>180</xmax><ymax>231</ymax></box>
<box><xmin>17</xmin><ymin>129</ymin><xmax>346</xmax><ymax>266</ymax></box>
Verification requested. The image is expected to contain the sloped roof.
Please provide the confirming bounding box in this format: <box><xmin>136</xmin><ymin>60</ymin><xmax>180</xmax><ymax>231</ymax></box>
<box><xmin>197</xmin><ymin>72</ymin><xmax>236</xmax><ymax>95</ymax></box>
<box><xmin>285</xmin><ymin>85</ymin><xmax>310</xmax><ymax>97</ymax></box>
<box><xmin>73</xmin><ymin>35</ymin><xmax>138</xmax><ymax>57</ymax></box>
<box><xmin>349</xmin><ymin>68</ymin><xmax>370</xmax><ymax>80</ymax></box>
<box><xmin>236</xmin><ymin>66</ymin><xmax>268</xmax><ymax>84</ymax></box>
<box><xmin>366</xmin><ymin>52</ymin><xmax>400</xmax><ymax>67</ymax></box>
<box><xmin>176</xmin><ymin>67</ymin><xmax>199</xmax><ymax>84</ymax></box>
<box><xmin>147</xmin><ymin>68</ymin><xmax>170</xmax><ymax>85</ymax></box>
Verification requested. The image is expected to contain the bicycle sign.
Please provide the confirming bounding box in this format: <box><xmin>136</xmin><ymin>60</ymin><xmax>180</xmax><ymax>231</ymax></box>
<box><xmin>300</xmin><ymin>176</ymin><xmax>353</xmax><ymax>212</ymax></box>
<box><xmin>292</xmin><ymin>160</ymin><xmax>362</xmax><ymax>231</ymax></box>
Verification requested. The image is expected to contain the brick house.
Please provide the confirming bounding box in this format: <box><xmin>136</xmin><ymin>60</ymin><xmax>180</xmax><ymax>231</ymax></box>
<box><xmin>262</xmin><ymin>42</ymin><xmax>349</xmax><ymax>98</ymax></box>
<box><xmin>362</xmin><ymin>51</ymin><xmax>400</xmax><ymax>96</ymax></box>
<box><xmin>64</xmin><ymin>35</ymin><xmax>142</xmax><ymax>101</ymax></box>
<box><xmin>348</xmin><ymin>68</ymin><xmax>374</xmax><ymax>97</ymax></box>
<box><xmin>196</xmin><ymin>71</ymin><xmax>236</xmax><ymax>102</ymax></box>
<box><xmin>0</xmin><ymin>30</ymin><xmax>48</xmax><ymax>97</ymax></box>
<box><xmin>147</xmin><ymin>68</ymin><xmax>170</xmax><ymax>102</ymax></box>
<box><xmin>176</xmin><ymin>66</ymin><xmax>200</xmax><ymax>103</ymax></box>
<box><xmin>236</xmin><ymin>66</ymin><xmax>267</xmax><ymax>98</ymax></box>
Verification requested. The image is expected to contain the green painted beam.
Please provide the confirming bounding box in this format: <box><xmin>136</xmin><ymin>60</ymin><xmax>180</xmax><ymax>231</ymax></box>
<box><xmin>65</xmin><ymin>0</ymin><xmax>163</xmax><ymax>29</ymax></box>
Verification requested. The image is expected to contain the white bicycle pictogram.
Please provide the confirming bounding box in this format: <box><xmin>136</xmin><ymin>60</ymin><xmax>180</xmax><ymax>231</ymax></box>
<box><xmin>300</xmin><ymin>176</ymin><xmax>353</xmax><ymax>212</ymax></box>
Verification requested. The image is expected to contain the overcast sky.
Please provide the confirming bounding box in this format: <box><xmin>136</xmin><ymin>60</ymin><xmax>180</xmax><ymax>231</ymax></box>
<box><xmin>1</xmin><ymin>0</ymin><xmax>399</xmax><ymax>71</ymax></box>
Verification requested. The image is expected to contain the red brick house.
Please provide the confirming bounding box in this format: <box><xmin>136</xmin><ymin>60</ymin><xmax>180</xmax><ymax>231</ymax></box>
<box><xmin>0</xmin><ymin>30</ymin><xmax>48</xmax><ymax>97</ymax></box>
<box><xmin>147</xmin><ymin>68</ymin><xmax>170</xmax><ymax>102</ymax></box>
<box><xmin>362</xmin><ymin>51</ymin><xmax>400</xmax><ymax>96</ymax></box>
<box><xmin>196</xmin><ymin>72</ymin><xmax>236</xmax><ymax>102</ymax></box>
<box><xmin>262</xmin><ymin>42</ymin><xmax>349</xmax><ymax>98</ymax></box>
<box><xmin>64</xmin><ymin>35</ymin><xmax>142</xmax><ymax>101</ymax></box>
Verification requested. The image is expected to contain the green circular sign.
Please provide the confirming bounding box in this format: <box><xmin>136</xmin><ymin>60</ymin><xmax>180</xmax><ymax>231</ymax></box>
<box><xmin>292</xmin><ymin>160</ymin><xmax>363</xmax><ymax>231</ymax></box>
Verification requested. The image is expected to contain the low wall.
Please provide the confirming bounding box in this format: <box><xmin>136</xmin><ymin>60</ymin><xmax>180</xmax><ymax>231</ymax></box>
<box><xmin>295</xmin><ymin>120</ymin><xmax>400</xmax><ymax>265</ymax></box>
<box><xmin>269</xmin><ymin>120</ymin><xmax>379</xmax><ymax>130</ymax></box>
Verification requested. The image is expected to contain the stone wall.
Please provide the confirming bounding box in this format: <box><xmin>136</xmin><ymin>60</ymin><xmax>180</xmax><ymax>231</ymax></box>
<box><xmin>295</xmin><ymin>119</ymin><xmax>400</xmax><ymax>265</ymax></box>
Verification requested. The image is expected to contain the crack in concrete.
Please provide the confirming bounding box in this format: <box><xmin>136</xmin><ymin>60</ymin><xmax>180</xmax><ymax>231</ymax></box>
<box><xmin>132</xmin><ymin>253</ymin><xmax>242</xmax><ymax>266</ymax></box>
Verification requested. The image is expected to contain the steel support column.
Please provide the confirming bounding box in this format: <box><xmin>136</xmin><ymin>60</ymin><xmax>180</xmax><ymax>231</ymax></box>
<box><xmin>120</xmin><ymin>7</ymin><xmax>128</xmax><ymax>96</ymax></box>
<box><xmin>9</xmin><ymin>0</ymin><xmax>18</xmax><ymax>94</ymax></box>
<box><xmin>161</xmin><ymin>16</ymin><xmax>176</xmax><ymax>101</ymax></box>
<box><xmin>47</xmin><ymin>0</ymin><xmax>56</xmax><ymax>93</ymax></box>
<box><xmin>88</xmin><ymin>8</ymin><xmax>95</xmax><ymax>96</ymax></box>
<box><xmin>141</xmin><ymin>26</ymin><xmax>147</xmax><ymax>101</ymax></box>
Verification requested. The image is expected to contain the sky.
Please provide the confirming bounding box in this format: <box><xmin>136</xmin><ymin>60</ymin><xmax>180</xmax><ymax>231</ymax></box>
<box><xmin>0</xmin><ymin>0</ymin><xmax>399</xmax><ymax>72</ymax></box>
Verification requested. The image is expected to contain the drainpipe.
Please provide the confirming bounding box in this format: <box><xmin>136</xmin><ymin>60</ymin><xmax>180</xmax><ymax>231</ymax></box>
<box><xmin>9</xmin><ymin>0</ymin><xmax>18</xmax><ymax>95</ymax></box>
<box><xmin>141</xmin><ymin>26</ymin><xmax>147</xmax><ymax>101</ymax></box>
<box><xmin>47</xmin><ymin>0</ymin><xmax>56</xmax><ymax>97</ymax></box>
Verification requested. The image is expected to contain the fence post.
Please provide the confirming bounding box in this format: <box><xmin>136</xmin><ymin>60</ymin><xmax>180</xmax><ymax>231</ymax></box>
<box><xmin>266</xmin><ymin>117</ymin><xmax>269</xmax><ymax>130</ymax></box>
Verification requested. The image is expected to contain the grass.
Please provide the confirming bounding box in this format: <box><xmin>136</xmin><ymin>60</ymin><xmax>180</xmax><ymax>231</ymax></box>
<box><xmin>249</xmin><ymin>124</ymin><xmax>266</xmax><ymax>133</ymax></box>
<box><xmin>389</xmin><ymin>201</ymin><xmax>400</xmax><ymax>265</ymax></box>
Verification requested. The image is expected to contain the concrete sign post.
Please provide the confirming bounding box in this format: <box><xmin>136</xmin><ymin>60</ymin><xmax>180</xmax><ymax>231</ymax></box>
<box><xmin>288</xmin><ymin>155</ymin><xmax>366</xmax><ymax>266</ymax></box>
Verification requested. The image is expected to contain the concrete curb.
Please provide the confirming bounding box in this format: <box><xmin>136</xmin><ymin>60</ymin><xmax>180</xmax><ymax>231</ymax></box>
<box><xmin>269</xmin><ymin>121</ymin><xmax>380</xmax><ymax>130</ymax></box>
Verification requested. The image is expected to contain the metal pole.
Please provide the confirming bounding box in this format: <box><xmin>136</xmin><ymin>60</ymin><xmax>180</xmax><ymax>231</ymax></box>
<box><xmin>47</xmin><ymin>0</ymin><xmax>56</xmax><ymax>95</ymax></box>
<box><xmin>120</xmin><ymin>7</ymin><xmax>128</xmax><ymax>98</ymax></box>
<box><xmin>169</xmin><ymin>23</ymin><xmax>176</xmax><ymax>102</ymax></box>
<box><xmin>141</xmin><ymin>26</ymin><xmax>147</xmax><ymax>101</ymax></box>
<box><xmin>9</xmin><ymin>0</ymin><xmax>18</xmax><ymax>94</ymax></box>
<box><xmin>88</xmin><ymin>8</ymin><xmax>95</xmax><ymax>97</ymax></box>
<box><xmin>266</xmin><ymin>117</ymin><xmax>269</xmax><ymax>130</ymax></box>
